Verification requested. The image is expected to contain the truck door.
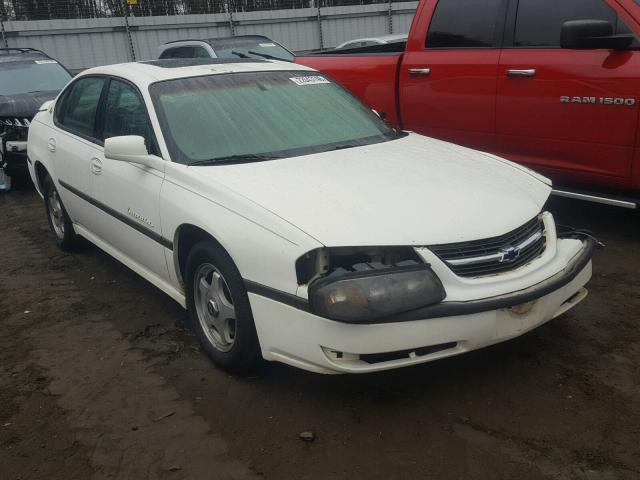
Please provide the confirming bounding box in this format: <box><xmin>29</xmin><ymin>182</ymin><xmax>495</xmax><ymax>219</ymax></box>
<box><xmin>496</xmin><ymin>0</ymin><xmax>640</xmax><ymax>187</ymax></box>
<box><xmin>399</xmin><ymin>0</ymin><xmax>508</xmax><ymax>153</ymax></box>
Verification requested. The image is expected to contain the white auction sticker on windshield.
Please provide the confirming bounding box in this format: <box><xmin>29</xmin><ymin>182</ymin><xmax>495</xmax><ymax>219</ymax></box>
<box><xmin>259</xmin><ymin>43</ymin><xmax>276</xmax><ymax>47</ymax></box>
<box><xmin>290</xmin><ymin>76</ymin><xmax>331</xmax><ymax>86</ymax></box>
<box><xmin>34</xmin><ymin>60</ymin><xmax>58</xmax><ymax>64</ymax></box>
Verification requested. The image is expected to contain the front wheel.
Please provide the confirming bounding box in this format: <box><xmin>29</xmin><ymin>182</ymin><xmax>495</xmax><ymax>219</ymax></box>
<box><xmin>185</xmin><ymin>241</ymin><xmax>261</xmax><ymax>374</ymax></box>
<box><xmin>43</xmin><ymin>176</ymin><xmax>78</xmax><ymax>251</ymax></box>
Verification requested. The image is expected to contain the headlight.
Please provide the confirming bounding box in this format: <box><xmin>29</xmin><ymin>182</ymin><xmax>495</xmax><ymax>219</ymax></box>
<box><xmin>308</xmin><ymin>265</ymin><xmax>445</xmax><ymax>323</ymax></box>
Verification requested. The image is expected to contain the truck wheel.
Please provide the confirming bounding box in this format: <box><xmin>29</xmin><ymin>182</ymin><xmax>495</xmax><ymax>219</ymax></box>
<box><xmin>185</xmin><ymin>241</ymin><xmax>261</xmax><ymax>374</ymax></box>
<box><xmin>43</xmin><ymin>176</ymin><xmax>78</xmax><ymax>252</ymax></box>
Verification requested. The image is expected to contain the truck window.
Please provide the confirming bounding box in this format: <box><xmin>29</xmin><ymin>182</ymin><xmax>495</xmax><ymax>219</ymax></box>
<box><xmin>617</xmin><ymin>19</ymin><xmax>640</xmax><ymax>48</ymax></box>
<box><xmin>427</xmin><ymin>0</ymin><xmax>504</xmax><ymax>48</ymax></box>
<box><xmin>514</xmin><ymin>0</ymin><xmax>619</xmax><ymax>47</ymax></box>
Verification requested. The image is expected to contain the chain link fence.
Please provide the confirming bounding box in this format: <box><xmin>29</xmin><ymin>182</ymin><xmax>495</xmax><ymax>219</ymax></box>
<box><xmin>0</xmin><ymin>0</ymin><xmax>393</xmax><ymax>20</ymax></box>
<box><xmin>0</xmin><ymin>0</ymin><xmax>418</xmax><ymax>70</ymax></box>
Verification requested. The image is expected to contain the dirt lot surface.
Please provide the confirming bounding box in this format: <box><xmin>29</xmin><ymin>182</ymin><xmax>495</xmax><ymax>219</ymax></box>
<box><xmin>1</xmin><ymin>182</ymin><xmax>639</xmax><ymax>480</ymax></box>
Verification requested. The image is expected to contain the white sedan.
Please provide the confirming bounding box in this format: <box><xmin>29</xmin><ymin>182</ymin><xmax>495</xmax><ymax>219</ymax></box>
<box><xmin>27</xmin><ymin>59</ymin><xmax>594</xmax><ymax>374</ymax></box>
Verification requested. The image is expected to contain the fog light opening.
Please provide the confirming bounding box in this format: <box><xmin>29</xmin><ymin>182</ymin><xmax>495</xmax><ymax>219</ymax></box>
<box><xmin>323</xmin><ymin>342</ymin><xmax>458</xmax><ymax>365</ymax></box>
<box><xmin>324</xmin><ymin>349</ymin><xmax>360</xmax><ymax>362</ymax></box>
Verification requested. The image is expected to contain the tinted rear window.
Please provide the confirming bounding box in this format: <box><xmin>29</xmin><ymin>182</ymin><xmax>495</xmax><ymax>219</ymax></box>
<box><xmin>160</xmin><ymin>46</ymin><xmax>210</xmax><ymax>59</ymax></box>
<box><xmin>212</xmin><ymin>40</ymin><xmax>294</xmax><ymax>62</ymax></box>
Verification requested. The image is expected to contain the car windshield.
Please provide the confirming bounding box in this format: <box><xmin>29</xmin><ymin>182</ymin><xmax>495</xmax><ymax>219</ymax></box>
<box><xmin>150</xmin><ymin>71</ymin><xmax>397</xmax><ymax>165</ymax></box>
<box><xmin>214</xmin><ymin>41</ymin><xmax>294</xmax><ymax>62</ymax></box>
<box><xmin>0</xmin><ymin>60</ymin><xmax>71</xmax><ymax>96</ymax></box>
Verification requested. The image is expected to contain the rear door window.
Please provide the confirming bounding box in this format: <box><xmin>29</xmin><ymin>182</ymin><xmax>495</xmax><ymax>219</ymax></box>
<box><xmin>55</xmin><ymin>77</ymin><xmax>105</xmax><ymax>141</ymax></box>
<box><xmin>513</xmin><ymin>0</ymin><xmax>624</xmax><ymax>47</ymax></box>
<box><xmin>427</xmin><ymin>0</ymin><xmax>505</xmax><ymax>48</ymax></box>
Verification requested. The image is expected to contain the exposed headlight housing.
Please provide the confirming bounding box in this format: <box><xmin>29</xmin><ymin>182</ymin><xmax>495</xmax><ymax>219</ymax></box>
<box><xmin>308</xmin><ymin>264</ymin><xmax>445</xmax><ymax>323</ymax></box>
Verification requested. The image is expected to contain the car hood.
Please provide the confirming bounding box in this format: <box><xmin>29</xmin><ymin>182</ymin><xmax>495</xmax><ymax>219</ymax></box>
<box><xmin>0</xmin><ymin>90</ymin><xmax>58</xmax><ymax>119</ymax></box>
<box><xmin>192</xmin><ymin>134</ymin><xmax>552</xmax><ymax>246</ymax></box>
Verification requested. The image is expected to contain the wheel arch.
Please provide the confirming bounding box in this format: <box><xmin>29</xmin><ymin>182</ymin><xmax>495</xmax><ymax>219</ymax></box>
<box><xmin>33</xmin><ymin>161</ymin><xmax>50</xmax><ymax>196</ymax></box>
<box><xmin>173</xmin><ymin>223</ymin><xmax>233</xmax><ymax>290</ymax></box>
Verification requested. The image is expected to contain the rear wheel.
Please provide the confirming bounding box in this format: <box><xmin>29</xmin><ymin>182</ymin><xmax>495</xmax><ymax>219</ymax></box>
<box><xmin>43</xmin><ymin>176</ymin><xmax>78</xmax><ymax>251</ymax></box>
<box><xmin>185</xmin><ymin>241</ymin><xmax>261</xmax><ymax>373</ymax></box>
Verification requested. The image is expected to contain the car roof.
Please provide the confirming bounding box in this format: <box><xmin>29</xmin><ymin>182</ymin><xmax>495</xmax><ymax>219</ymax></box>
<box><xmin>159</xmin><ymin>35</ymin><xmax>293</xmax><ymax>55</ymax></box>
<box><xmin>78</xmin><ymin>58</ymin><xmax>315</xmax><ymax>89</ymax></box>
<box><xmin>0</xmin><ymin>48</ymin><xmax>53</xmax><ymax>64</ymax></box>
<box><xmin>204</xmin><ymin>35</ymin><xmax>279</xmax><ymax>48</ymax></box>
<box><xmin>162</xmin><ymin>35</ymin><xmax>272</xmax><ymax>48</ymax></box>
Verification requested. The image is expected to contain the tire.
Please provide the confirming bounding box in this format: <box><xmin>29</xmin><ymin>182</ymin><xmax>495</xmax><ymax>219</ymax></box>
<box><xmin>43</xmin><ymin>176</ymin><xmax>79</xmax><ymax>252</ymax></box>
<box><xmin>185</xmin><ymin>240</ymin><xmax>261</xmax><ymax>374</ymax></box>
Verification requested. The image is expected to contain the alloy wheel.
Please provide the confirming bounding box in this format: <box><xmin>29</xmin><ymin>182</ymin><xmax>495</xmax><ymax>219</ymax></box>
<box><xmin>48</xmin><ymin>188</ymin><xmax>65</xmax><ymax>239</ymax></box>
<box><xmin>193</xmin><ymin>263</ymin><xmax>237</xmax><ymax>353</ymax></box>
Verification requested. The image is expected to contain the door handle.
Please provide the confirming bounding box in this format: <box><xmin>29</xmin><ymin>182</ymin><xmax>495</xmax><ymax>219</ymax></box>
<box><xmin>47</xmin><ymin>138</ymin><xmax>56</xmax><ymax>152</ymax></box>
<box><xmin>507</xmin><ymin>69</ymin><xmax>536</xmax><ymax>77</ymax></box>
<box><xmin>90</xmin><ymin>157</ymin><xmax>103</xmax><ymax>175</ymax></box>
<box><xmin>409</xmin><ymin>68</ymin><xmax>431</xmax><ymax>76</ymax></box>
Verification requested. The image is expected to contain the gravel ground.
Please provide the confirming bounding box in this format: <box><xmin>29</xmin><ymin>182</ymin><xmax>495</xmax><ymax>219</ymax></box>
<box><xmin>1</xmin><ymin>181</ymin><xmax>639</xmax><ymax>480</ymax></box>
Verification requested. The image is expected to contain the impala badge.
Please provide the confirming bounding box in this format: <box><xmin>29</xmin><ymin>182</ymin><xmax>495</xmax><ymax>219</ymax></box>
<box><xmin>127</xmin><ymin>208</ymin><xmax>154</xmax><ymax>228</ymax></box>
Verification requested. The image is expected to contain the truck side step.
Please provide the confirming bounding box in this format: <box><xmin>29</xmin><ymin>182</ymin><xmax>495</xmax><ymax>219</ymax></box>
<box><xmin>551</xmin><ymin>188</ymin><xmax>639</xmax><ymax>209</ymax></box>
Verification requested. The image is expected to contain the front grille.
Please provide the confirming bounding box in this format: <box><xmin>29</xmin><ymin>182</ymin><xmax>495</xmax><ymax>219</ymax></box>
<box><xmin>428</xmin><ymin>216</ymin><xmax>546</xmax><ymax>278</ymax></box>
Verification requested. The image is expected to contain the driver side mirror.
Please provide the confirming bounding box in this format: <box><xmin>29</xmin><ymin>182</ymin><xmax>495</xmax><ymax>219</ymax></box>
<box><xmin>104</xmin><ymin>135</ymin><xmax>165</xmax><ymax>172</ymax></box>
<box><xmin>560</xmin><ymin>19</ymin><xmax>634</xmax><ymax>50</ymax></box>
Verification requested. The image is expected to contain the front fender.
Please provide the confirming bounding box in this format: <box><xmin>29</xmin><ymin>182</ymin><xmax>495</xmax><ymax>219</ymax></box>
<box><xmin>160</xmin><ymin>163</ymin><xmax>322</xmax><ymax>296</ymax></box>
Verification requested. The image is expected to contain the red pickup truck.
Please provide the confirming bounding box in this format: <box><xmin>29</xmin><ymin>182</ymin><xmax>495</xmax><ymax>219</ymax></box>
<box><xmin>296</xmin><ymin>0</ymin><xmax>640</xmax><ymax>208</ymax></box>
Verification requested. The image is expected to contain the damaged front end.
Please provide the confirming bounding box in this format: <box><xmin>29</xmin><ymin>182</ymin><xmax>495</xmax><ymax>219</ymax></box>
<box><xmin>0</xmin><ymin>117</ymin><xmax>31</xmax><ymax>192</ymax></box>
<box><xmin>296</xmin><ymin>246</ymin><xmax>446</xmax><ymax>323</ymax></box>
<box><xmin>293</xmin><ymin>218</ymin><xmax>603</xmax><ymax>326</ymax></box>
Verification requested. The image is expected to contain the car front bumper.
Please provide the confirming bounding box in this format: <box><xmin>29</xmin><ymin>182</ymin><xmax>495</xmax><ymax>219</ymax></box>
<box><xmin>249</xmin><ymin>238</ymin><xmax>593</xmax><ymax>374</ymax></box>
<box><xmin>1</xmin><ymin>141</ymin><xmax>28</xmax><ymax>176</ymax></box>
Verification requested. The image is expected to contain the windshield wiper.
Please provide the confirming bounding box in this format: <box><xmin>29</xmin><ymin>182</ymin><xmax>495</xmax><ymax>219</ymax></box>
<box><xmin>247</xmin><ymin>50</ymin><xmax>288</xmax><ymax>62</ymax></box>
<box><xmin>230</xmin><ymin>50</ymin><xmax>251</xmax><ymax>59</ymax></box>
<box><xmin>330</xmin><ymin>143</ymin><xmax>366</xmax><ymax>151</ymax></box>
<box><xmin>188</xmin><ymin>154</ymin><xmax>281</xmax><ymax>166</ymax></box>
<box><xmin>326</xmin><ymin>136</ymin><xmax>396</xmax><ymax>153</ymax></box>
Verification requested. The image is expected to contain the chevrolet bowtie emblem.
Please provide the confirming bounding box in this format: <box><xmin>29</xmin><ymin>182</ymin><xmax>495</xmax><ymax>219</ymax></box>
<box><xmin>498</xmin><ymin>246</ymin><xmax>521</xmax><ymax>263</ymax></box>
